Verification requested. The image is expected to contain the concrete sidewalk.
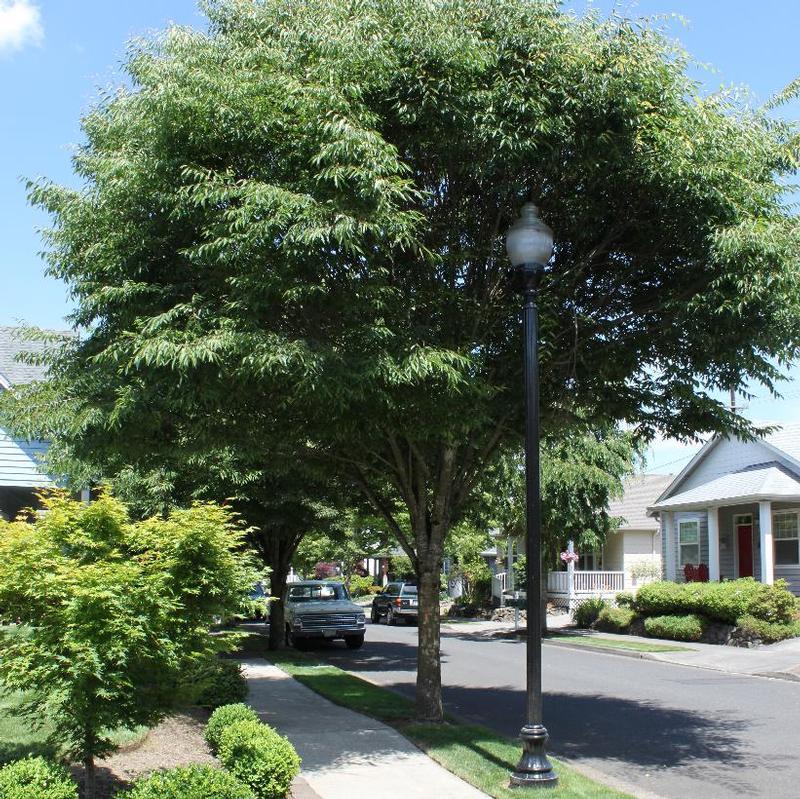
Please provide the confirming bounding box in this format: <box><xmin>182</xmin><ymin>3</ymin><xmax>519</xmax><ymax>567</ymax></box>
<box><xmin>440</xmin><ymin>620</ymin><xmax>800</xmax><ymax>681</ymax></box>
<box><xmin>242</xmin><ymin>659</ymin><xmax>490</xmax><ymax>799</ymax></box>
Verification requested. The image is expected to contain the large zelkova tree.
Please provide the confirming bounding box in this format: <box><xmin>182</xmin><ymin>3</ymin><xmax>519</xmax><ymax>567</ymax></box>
<box><xmin>6</xmin><ymin>0</ymin><xmax>800</xmax><ymax>721</ymax></box>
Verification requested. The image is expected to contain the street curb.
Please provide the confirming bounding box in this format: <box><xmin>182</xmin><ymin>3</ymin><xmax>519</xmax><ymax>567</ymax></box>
<box><xmin>542</xmin><ymin>638</ymin><xmax>800</xmax><ymax>684</ymax></box>
<box><xmin>542</xmin><ymin>638</ymin><xmax>660</xmax><ymax>661</ymax></box>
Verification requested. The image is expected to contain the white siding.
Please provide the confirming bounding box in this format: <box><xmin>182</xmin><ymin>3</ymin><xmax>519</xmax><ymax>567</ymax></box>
<box><xmin>603</xmin><ymin>532</ymin><xmax>624</xmax><ymax>571</ymax></box>
<box><xmin>622</xmin><ymin>530</ymin><xmax>661</xmax><ymax>589</ymax></box>
<box><xmin>679</xmin><ymin>438</ymin><xmax>778</xmax><ymax>493</ymax></box>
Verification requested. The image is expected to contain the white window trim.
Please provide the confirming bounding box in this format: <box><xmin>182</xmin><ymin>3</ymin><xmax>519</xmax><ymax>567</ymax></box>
<box><xmin>678</xmin><ymin>520</ymin><xmax>701</xmax><ymax>568</ymax></box>
<box><xmin>773</xmin><ymin>509</ymin><xmax>800</xmax><ymax>567</ymax></box>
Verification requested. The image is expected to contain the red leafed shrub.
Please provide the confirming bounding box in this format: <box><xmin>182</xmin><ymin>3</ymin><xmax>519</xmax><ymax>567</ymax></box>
<box><xmin>313</xmin><ymin>562</ymin><xmax>338</xmax><ymax>579</ymax></box>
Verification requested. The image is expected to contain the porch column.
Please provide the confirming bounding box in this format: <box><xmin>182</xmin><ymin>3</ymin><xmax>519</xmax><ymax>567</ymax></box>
<box><xmin>759</xmin><ymin>500</ymin><xmax>775</xmax><ymax>585</ymax></box>
<box><xmin>707</xmin><ymin>506</ymin><xmax>720</xmax><ymax>582</ymax></box>
<box><xmin>663</xmin><ymin>511</ymin><xmax>676</xmax><ymax>581</ymax></box>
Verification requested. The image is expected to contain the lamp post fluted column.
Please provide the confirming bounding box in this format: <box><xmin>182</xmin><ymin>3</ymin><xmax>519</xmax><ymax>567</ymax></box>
<box><xmin>505</xmin><ymin>203</ymin><xmax>558</xmax><ymax>789</ymax></box>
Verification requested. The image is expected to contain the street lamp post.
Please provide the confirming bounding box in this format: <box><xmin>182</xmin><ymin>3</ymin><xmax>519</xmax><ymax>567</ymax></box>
<box><xmin>505</xmin><ymin>202</ymin><xmax>558</xmax><ymax>789</ymax></box>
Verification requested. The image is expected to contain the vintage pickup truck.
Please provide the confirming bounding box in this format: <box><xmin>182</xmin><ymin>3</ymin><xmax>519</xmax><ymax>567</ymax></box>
<box><xmin>284</xmin><ymin>580</ymin><xmax>366</xmax><ymax>649</ymax></box>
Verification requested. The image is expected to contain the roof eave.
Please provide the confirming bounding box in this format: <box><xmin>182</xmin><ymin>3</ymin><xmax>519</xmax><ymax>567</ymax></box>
<box><xmin>649</xmin><ymin>492</ymin><xmax>800</xmax><ymax>514</ymax></box>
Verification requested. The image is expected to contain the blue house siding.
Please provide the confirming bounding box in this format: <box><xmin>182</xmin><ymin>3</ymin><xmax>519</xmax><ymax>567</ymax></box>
<box><xmin>0</xmin><ymin>431</ymin><xmax>52</xmax><ymax>488</ymax></box>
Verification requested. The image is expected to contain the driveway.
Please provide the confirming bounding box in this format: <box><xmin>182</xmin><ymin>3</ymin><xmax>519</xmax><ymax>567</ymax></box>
<box><xmin>302</xmin><ymin>620</ymin><xmax>800</xmax><ymax>799</ymax></box>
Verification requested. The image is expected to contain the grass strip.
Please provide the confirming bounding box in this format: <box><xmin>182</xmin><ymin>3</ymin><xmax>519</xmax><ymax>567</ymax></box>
<box><xmin>264</xmin><ymin>645</ymin><xmax>632</xmax><ymax>799</ymax></box>
<box><xmin>547</xmin><ymin>635</ymin><xmax>692</xmax><ymax>653</ymax></box>
<box><xmin>0</xmin><ymin>690</ymin><xmax>147</xmax><ymax>764</ymax></box>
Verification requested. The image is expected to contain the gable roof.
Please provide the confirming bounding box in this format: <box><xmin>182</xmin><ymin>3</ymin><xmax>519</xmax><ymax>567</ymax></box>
<box><xmin>761</xmin><ymin>423</ymin><xmax>800</xmax><ymax>470</ymax></box>
<box><xmin>649</xmin><ymin>461</ymin><xmax>800</xmax><ymax>511</ymax></box>
<box><xmin>0</xmin><ymin>327</ymin><xmax>55</xmax><ymax>388</ymax></box>
<box><xmin>608</xmin><ymin>473</ymin><xmax>674</xmax><ymax>531</ymax></box>
<box><xmin>650</xmin><ymin>422</ymin><xmax>800</xmax><ymax>512</ymax></box>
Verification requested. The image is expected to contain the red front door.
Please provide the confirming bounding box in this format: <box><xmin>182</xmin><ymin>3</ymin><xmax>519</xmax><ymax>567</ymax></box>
<box><xmin>737</xmin><ymin>525</ymin><xmax>754</xmax><ymax>578</ymax></box>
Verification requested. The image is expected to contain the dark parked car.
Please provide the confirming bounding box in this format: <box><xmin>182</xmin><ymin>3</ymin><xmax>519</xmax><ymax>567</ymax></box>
<box><xmin>370</xmin><ymin>582</ymin><xmax>418</xmax><ymax>625</ymax></box>
<box><xmin>284</xmin><ymin>581</ymin><xmax>366</xmax><ymax>649</ymax></box>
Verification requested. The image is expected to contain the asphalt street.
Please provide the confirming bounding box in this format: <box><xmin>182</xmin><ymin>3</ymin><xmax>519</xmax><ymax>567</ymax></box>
<box><xmin>304</xmin><ymin>621</ymin><xmax>800</xmax><ymax>799</ymax></box>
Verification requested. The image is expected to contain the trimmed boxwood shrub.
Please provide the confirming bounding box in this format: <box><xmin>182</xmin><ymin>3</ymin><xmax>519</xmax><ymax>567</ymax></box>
<box><xmin>205</xmin><ymin>703</ymin><xmax>259</xmax><ymax>753</ymax></box>
<box><xmin>644</xmin><ymin>614</ymin><xmax>708</xmax><ymax>642</ymax></box>
<box><xmin>190</xmin><ymin>659</ymin><xmax>248</xmax><ymax>710</ymax></box>
<box><xmin>594</xmin><ymin>606</ymin><xmax>635</xmax><ymax>633</ymax></box>
<box><xmin>218</xmin><ymin>720</ymin><xmax>301</xmax><ymax>799</ymax></box>
<box><xmin>0</xmin><ymin>757</ymin><xmax>77</xmax><ymax>799</ymax></box>
<box><xmin>573</xmin><ymin>598</ymin><xmax>608</xmax><ymax>629</ymax></box>
<box><xmin>736</xmin><ymin>615</ymin><xmax>800</xmax><ymax>644</ymax></box>
<box><xmin>127</xmin><ymin>765</ymin><xmax>255</xmax><ymax>799</ymax></box>
<box><xmin>635</xmin><ymin>578</ymin><xmax>795</xmax><ymax>625</ymax></box>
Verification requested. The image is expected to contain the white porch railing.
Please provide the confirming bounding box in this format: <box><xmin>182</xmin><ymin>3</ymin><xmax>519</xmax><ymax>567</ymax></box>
<box><xmin>547</xmin><ymin>569</ymin><xmax>625</xmax><ymax>598</ymax></box>
<box><xmin>492</xmin><ymin>571</ymin><xmax>508</xmax><ymax>599</ymax></box>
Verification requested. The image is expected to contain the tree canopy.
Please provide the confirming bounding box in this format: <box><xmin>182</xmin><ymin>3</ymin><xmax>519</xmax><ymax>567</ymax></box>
<box><xmin>6</xmin><ymin>0</ymin><xmax>799</xmax><ymax>720</ymax></box>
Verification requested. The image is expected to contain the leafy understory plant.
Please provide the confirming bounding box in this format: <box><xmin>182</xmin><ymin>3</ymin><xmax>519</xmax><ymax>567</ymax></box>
<box><xmin>0</xmin><ymin>492</ymin><xmax>256</xmax><ymax>799</ymax></box>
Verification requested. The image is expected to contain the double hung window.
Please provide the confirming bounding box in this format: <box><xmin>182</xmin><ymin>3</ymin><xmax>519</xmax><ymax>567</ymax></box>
<box><xmin>774</xmin><ymin>512</ymin><xmax>799</xmax><ymax>566</ymax></box>
<box><xmin>678</xmin><ymin>520</ymin><xmax>700</xmax><ymax>567</ymax></box>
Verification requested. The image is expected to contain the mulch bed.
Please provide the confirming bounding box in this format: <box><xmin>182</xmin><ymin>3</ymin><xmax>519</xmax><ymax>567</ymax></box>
<box><xmin>71</xmin><ymin>708</ymin><xmax>214</xmax><ymax>799</ymax></box>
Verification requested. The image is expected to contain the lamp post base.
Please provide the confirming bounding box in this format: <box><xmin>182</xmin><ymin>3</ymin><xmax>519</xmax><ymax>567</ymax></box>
<box><xmin>510</xmin><ymin>724</ymin><xmax>558</xmax><ymax>788</ymax></box>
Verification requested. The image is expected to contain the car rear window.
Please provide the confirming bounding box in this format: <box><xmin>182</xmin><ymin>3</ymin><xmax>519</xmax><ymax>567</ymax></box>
<box><xmin>401</xmin><ymin>585</ymin><xmax>418</xmax><ymax>595</ymax></box>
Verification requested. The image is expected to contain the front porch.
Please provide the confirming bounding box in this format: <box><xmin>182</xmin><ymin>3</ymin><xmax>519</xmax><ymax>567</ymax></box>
<box><xmin>656</xmin><ymin>499</ymin><xmax>800</xmax><ymax>596</ymax></box>
<box><xmin>491</xmin><ymin>568</ymin><xmax>626</xmax><ymax>609</ymax></box>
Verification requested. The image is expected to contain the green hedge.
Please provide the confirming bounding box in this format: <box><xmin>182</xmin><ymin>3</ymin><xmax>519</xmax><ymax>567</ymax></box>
<box><xmin>205</xmin><ymin>703</ymin><xmax>260</xmax><ymax>753</ymax></box>
<box><xmin>0</xmin><ymin>757</ymin><xmax>77</xmax><ymax>799</ymax></box>
<box><xmin>635</xmin><ymin>579</ymin><xmax>795</xmax><ymax>624</ymax></box>
<box><xmin>573</xmin><ymin>598</ymin><xmax>608</xmax><ymax>629</ymax></box>
<box><xmin>736</xmin><ymin>615</ymin><xmax>800</xmax><ymax>644</ymax></box>
<box><xmin>644</xmin><ymin>614</ymin><xmax>708</xmax><ymax>642</ymax></box>
<box><xmin>127</xmin><ymin>765</ymin><xmax>254</xmax><ymax>799</ymax></box>
<box><xmin>594</xmin><ymin>606</ymin><xmax>635</xmax><ymax>633</ymax></box>
<box><xmin>614</xmin><ymin>592</ymin><xmax>636</xmax><ymax>609</ymax></box>
<box><xmin>218</xmin><ymin>720</ymin><xmax>300</xmax><ymax>799</ymax></box>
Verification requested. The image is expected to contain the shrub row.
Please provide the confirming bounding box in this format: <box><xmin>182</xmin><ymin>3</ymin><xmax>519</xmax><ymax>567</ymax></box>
<box><xmin>634</xmin><ymin>578</ymin><xmax>795</xmax><ymax>624</ymax></box>
<box><xmin>643</xmin><ymin>614</ymin><xmax>708</xmax><ymax>642</ymax></box>
<box><xmin>0</xmin><ymin>757</ymin><xmax>77</xmax><ymax>799</ymax></box>
<box><xmin>735</xmin><ymin>615</ymin><xmax>800</xmax><ymax>644</ymax></box>
<box><xmin>127</xmin><ymin>765</ymin><xmax>255</xmax><ymax>799</ymax></box>
<box><xmin>573</xmin><ymin>597</ymin><xmax>607</xmax><ymax>628</ymax></box>
<box><xmin>206</xmin><ymin>704</ymin><xmax>301</xmax><ymax>799</ymax></box>
<box><xmin>594</xmin><ymin>606</ymin><xmax>635</xmax><ymax>633</ymax></box>
<box><xmin>126</xmin><ymin>703</ymin><xmax>301</xmax><ymax>799</ymax></box>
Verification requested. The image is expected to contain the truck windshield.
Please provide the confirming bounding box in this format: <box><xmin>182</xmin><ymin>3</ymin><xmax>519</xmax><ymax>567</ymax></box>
<box><xmin>288</xmin><ymin>584</ymin><xmax>349</xmax><ymax>602</ymax></box>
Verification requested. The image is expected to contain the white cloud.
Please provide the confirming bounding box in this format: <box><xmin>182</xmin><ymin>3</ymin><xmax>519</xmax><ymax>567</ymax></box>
<box><xmin>0</xmin><ymin>1</ymin><xmax>43</xmax><ymax>54</ymax></box>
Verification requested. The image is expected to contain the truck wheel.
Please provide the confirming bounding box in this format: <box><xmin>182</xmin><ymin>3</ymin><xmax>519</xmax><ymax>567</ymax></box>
<box><xmin>345</xmin><ymin>635</ymin><xmax>365</xmax><ymax>650</ymax></box>
<box><xmin>370</xmin><ymin>606</ymin><xmax>379</xmax><ymax>623</ymax></box>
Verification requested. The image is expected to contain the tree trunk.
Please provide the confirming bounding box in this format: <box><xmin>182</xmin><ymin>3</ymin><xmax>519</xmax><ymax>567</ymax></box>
<box><xmin>83</xmin><ymin>755</ymin><xmax>96</xmax><ymax>799</ymax></box>
<box><xmin>415</xmin><ymin>555</ymin><xmax>443</xmax><ymax>722</ymax></box>
<box><xmin>268</xmin><ymin>558</ymin><xmax>290</xmax><ymax>651</ymax></box>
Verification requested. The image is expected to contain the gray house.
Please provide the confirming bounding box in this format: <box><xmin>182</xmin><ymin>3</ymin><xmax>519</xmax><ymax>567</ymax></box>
<box><xmin>0</xmin><ymin>327</ymin><xmax>56</xmax><ymax>519</ymax></box>
<box><xmin>648</xmin><ymin>424</ymin><xmax>800</xmax><ymax>595</ymax></box>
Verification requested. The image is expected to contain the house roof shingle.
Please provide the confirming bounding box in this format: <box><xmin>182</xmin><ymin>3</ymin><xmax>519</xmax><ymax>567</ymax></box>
<box><xmin>0</xmin><ymin>327</ymin><xmax>56</xmax><ymax>388</ymax></box>
<box><xmin>649</xmin><ymin>461</ymin><xmax>800</xmax><ymax>511</ymax></box>
<box><xmin>608</xmin><ymin>473</ymin><xmax>674</xmax><ymax>531</ymax></box>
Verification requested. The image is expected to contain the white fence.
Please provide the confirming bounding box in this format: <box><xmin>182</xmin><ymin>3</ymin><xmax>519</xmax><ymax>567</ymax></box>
<box><xmin>547</xmin><ymin>569</ymin><xmax>625</xmax><ymax>610</ymax></box>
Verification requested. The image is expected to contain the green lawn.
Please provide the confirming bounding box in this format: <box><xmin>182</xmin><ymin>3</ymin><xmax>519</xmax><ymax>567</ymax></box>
<box><xmin>265</xmin><ymin>645</ymin><xmax>632</xmax><ymax>799</ymax></box>
<box><xmin>0</xmin><ymin>690</ymin><xmax>148</xmax><ymax>765</ymax></box>
<box><xmin>547</xmin><ymin>635</ymin><xmax>692</xmax><ymax>653</ymax></box>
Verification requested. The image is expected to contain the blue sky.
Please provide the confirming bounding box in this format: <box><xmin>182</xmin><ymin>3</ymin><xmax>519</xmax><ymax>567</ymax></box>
<box><xmin>1</xmin><ymin>1</ymin><xmax>798</xmax><ymax>471</ymax></box>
